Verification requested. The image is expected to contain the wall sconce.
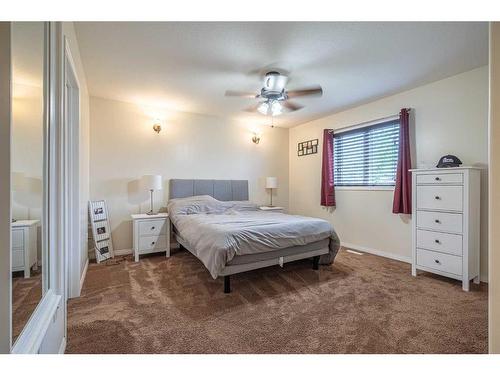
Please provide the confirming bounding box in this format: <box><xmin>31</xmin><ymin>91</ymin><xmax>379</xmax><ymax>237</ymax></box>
<box><xmin>252</xmin><ymin>132</ymin><xmax>261</xmax><ymax>144</ymax></box>
<box><xmin>153</xmin><ymin>120</ymin><xmax>162</xmax><ymax>134</ymax></box>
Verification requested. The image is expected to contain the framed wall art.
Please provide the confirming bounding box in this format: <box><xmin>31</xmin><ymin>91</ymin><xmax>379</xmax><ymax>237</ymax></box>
<box><xmin>297</xmin><ymin>138</ymin><xmax>318</xmax><ymax>156</ymax></box>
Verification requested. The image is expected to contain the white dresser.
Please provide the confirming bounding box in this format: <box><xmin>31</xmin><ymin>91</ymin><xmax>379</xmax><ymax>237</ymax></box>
<box><xmin>411</xmin><ymin>167</ymin><xmax>481</xmax><ymax>291</ymax></box>
<box><xmin>131</xmin><ymin>213</ymin><xmax>170</xmax><ymax>261</ymax></box>
<box><xmin>12</xmin><ymin>220</ymin><xmax>39</xmax><ymax>278</ymax></box>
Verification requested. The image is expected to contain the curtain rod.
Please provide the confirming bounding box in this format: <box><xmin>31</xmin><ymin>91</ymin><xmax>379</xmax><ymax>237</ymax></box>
<box><xmin>328</xmin><ymin>109</ymin><xmax>411</xmax><ymax>134</ymax></box>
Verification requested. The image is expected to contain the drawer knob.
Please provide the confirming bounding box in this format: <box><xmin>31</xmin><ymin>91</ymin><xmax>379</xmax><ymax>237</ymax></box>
<box><xmin>151</xmin><ymin>226</ymin><xmax>155</xmax><ymax>230</ymax></box>
<box><xmin>434</xmin><ymin>259</ymin><xmax>440</xmax><ymax>264</ymax></box>
<box><xmin>434</xmin><ymin>196</ymin><xmax>441</xmax><ymax>200</ymax></box>
<box><xmin>435</xmin><ymin>177</ymin><xmax>441</xmax><ymax>181</ymax></box>
<box><xmin>151</xmin><ymin>241</ymin><xmax>155</xmax><ymax>245</ymax></box>
<box><xmin>435</xmin><ymin>219</ymin><xmax>440</xmax><ymax>224</ymax></box>
<box><xmin>435</xmin><ymin>239</ymin><xmax>440</xmax><ymax>244</ymax></box>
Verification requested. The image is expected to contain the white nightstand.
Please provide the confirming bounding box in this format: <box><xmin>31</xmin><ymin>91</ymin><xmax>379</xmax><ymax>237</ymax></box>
<box><xmin>131</xmin><ymin>213</ymin><xmax>170</xmax><ymax>262</ymax></box>
<box><xmin>259</xmin><ymin>206</ymin><xmax>285</xmax><ymax>212</ymax></box>
<box><xmin>12</xmin><ymin>220</ymin><xmax>39</xmax><ymax>278</ymax></box>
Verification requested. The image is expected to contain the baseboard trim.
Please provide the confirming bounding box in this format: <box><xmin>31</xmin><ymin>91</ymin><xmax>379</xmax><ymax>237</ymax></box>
<box><xmin>341</xmin><ymin>242</ymin><xmax>412</xmax><ymax>264</ymax></box>
<box><xmin>341</xmin><ymin>242</ymin><xmax>488</xmax><ymax>283</ymax></box>
<box><xmin>114</xmin><ymin>248</ymin><xmax>133</xmax><ymax>256</ymax></box>
<box><xmin>58</xmin><ymin>337</ymin><xmax>66</xmax><ymax>354</ymax></box>
<box><xmin>79</xmin><ymin>258</ymin><xmax>89</xmax><ymax>294</ymax></box>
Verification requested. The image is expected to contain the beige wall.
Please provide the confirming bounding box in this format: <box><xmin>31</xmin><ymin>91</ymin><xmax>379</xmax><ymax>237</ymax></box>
<box><xmin>11</xmin><ymin>92</ymin><xmax>43</xmax><ymax>222</ymax></box>
<box><xmin>11</xmin><ymin>90</ymin><xmax>43</xmax><ymax>263</ymax></box>
<box><xmin>62</xmin><ymin>22</ymin><xmax>91</xmax><ymax>277</ymax></box>
<box><xmin>11</xmin><ymin>22</ymin><xmax>45</xmax><ymax>272</ymax></box>
<box><xmin>89</xmin><ymin>96</ymin><xmax>289</xmax><ymax>251</ymax></box>
<box><xmin>489</xmin><ymin>22</ymin><xmax>500</xmax><ymax>354</ymax></box>
<box><xmin>289</xmin><ymin>67</ymin><xmax>489</xmax><ymax>280</ymax></box>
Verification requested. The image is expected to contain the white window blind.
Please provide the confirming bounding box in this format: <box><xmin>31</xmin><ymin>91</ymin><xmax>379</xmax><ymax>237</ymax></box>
<box><xmin>333</xmin><ymin>119</ymin><xmax>400</xmax><ymax>186</ymax></box>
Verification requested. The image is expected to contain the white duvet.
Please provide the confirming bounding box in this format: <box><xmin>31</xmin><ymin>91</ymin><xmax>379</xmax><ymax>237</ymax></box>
<box><xmin>167</xmin><ymin>195</ymin><xmax>340</xmax><ymax>278</ymax></box>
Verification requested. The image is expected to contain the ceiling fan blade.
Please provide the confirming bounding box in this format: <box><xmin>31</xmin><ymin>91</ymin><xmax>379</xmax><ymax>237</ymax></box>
<box><xmin>282</xmin><ymin>101</ymin><xmax>304</xmax><ymax>112</ymax></box>
<box><xmin>286</xmin><ymin>86</ymin><xmax>323</xmax><ymax>98</ymax></box>
<box><xmin>225</xmin><ymin>90</ymin><xmax>257</xmax><ymax>98</ymax></box>
<box><xmin>243</xmin><ymin>103</ymin><xmax>261</xmax><ymax>113</ymax></box>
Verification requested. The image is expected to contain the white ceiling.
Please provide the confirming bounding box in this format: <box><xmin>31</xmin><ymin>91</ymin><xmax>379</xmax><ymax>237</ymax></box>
<box><xmin>75</xmin><ymin>22</ymin><xmax>488</xmax><ymax>128</ymax></box>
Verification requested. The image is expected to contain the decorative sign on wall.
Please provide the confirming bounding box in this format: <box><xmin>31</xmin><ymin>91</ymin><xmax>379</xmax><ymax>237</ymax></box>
<box><xmin>89</xmin><ymin>200</ymin><xmax>114</xmax><ymax>263</ymax></box>
<box><xmin>297</xmin><ymin>139</ymin><xmax>319</xmax><ymax>156</ymax></box>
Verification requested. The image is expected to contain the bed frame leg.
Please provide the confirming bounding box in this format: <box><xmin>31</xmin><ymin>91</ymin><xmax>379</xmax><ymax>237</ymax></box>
<box><xmin>224</xmin><ymin>275</ymin><xmax>231</xmax><ymax>294</ymax></box>
<box><xmin>312</xmin><ymin>256</ymin><xmax>320</xmax><ymax>270</ymax></box>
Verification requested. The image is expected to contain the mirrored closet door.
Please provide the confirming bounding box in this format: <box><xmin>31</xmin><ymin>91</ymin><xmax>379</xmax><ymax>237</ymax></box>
<box><xmin>11</xmin><ymin>22</ymin><xmax>47</xmax><ymax>345</ymax></box>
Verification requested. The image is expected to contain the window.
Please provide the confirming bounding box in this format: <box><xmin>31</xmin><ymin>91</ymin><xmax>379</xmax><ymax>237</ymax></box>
<box><xmin>333</xmin><ymin>119</ymin><xmax>400</xmax><ymax>187</ymax></box>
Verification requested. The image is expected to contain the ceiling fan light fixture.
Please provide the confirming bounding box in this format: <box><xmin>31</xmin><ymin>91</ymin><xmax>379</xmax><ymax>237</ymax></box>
<box><xmin>271</xmin><ymin>101</ymin><xmax>282</xmax><ymax>116</ymax></box>
<box><xmin>257</xmin><ymin>102</ymin><xmax>269</xmax><ymax>115</ymax></box>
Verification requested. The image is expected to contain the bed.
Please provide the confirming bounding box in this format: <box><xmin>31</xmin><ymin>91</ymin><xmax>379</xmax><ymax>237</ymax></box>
<box><xmin>168</xmin><ymin>179</ymin><xmax>340</xmax><ymax>293</ymax></box>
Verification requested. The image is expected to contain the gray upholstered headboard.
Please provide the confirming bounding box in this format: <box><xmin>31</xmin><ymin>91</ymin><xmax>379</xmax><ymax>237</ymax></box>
<box><xmin>169</xmin><ymin>179</ymin><xmax>249</xmax><ymax>201</ymax></box>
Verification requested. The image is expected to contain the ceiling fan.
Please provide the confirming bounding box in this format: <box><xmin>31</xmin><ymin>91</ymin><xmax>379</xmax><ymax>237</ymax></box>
<box><xmin>225</xmin><ymin>71</ymin><xmax>323</xmax><ymax>116</ymax></box>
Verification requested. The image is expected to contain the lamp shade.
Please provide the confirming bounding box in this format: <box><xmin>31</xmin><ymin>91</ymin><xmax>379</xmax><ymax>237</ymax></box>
<box><xmin>266</xmin><ymin>177</ymin><xmax>278</xmax><ymax>189</ymax></box>
<box><xmin>141</xmin><ymin>175</ymin><xmax>162</xmax><ymax>191</ymax></box>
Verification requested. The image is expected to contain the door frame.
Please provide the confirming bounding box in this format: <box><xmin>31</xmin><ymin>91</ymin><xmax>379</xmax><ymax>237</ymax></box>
<box><xmin>64</xmin><ymin>38</ymin><xmax>82</xmax><ymax>300</ymax></box>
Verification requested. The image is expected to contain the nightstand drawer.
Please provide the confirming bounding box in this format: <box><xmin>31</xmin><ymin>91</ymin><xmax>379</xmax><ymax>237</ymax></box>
<box><xmin>416</xmin><ymin>211</ymin><xmax>463</xmax><ymax>233</ymax></box>
<box><xmin>416</xmin><ymin>185</ymin><xmax>463</xmax><ymax>212</ymax></box>
<box><xmin>138</xmin><ymin>235</ymin><xmax>167</xmax><ymax>252</ymax></box>
<box><xmin>416</xmin><ymin>173</ymin><xmax>463</xmax><ymax>185</ymax></box>
<box><xmin>417</xmin><ymin>229</ymin><xmax>462</xmax><ymax>256</ymax></box>
<box><xmin>417</xmin><ymin>248</ymin><xmax>462</xmax><ymax>276</ymax></box>
<box><xmin>12</xmin><ymin>249</ymin><xmax>24</xmax><ymax>268</ymax></box>
<box><xmin>12</xmin><ymin>229</ymin><xmax>24</xmax><ymax>249</ymax></box>
<box><xmin>138</xmin><ymin>219</ymin><xmax>167</xmax><ymax>237</ymax></box>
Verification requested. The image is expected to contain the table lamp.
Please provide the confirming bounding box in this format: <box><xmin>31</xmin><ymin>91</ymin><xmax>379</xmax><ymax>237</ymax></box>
<box><xmin>141</xmin><ymin>175</ymin><xmax>162</xmax><ymax>215</ymax></box>
<box><xmin>266</xmin><ymin>177</ymin><xmax>278</xmax><ymax>207</ymax></box>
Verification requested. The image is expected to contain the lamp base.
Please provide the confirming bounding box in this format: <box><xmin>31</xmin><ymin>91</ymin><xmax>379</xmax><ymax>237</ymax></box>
<box><xmin>147</xmin><ymin>190</ymin><xmax>158</xmax><ymax>215</ymax></box>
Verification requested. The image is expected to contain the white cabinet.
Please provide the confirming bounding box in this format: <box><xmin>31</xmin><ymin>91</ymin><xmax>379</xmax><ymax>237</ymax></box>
<box><xmin>411</xmin><ymin>167</ymin><xmax>481</xmax><ymax>291</ymax></box>
<box><xmin>131</xmin><ymin>213</ymin><xmax>170</xmax><ymax>262</ymax></box>
<box><xmin>12</xmin><ymin>220</ymin><xmax>39</xmax><ymax>278</ymax></box>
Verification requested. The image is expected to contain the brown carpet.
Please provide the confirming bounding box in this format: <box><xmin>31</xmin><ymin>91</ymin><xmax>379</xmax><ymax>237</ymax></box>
<box><xmin>66</xmin><ymin>248</ymin><xmax>487</xmax><ymax>354</ymax></box>
<box><xmin>12</xmin><ymin>268</ymin><xmax>42</xmax><ymax>343</ymax></box>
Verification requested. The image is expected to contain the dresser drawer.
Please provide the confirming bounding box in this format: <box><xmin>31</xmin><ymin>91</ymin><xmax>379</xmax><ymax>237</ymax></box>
<box><xmin>416</xmin><ymin>211</ymin><xmax>463</xmax><ymax>233</ymax></box>
<box><xmin>416</xmin><ymin>185</ymin><xmax>463</xmax><ymax>211</ymax></box>
<box><xmin>12</xmin><ymin>229</ymin><xmax>24</xmax><ymax>249</ymax></box>
<box><xmin>138</xmin><ymin>219</ymin><xmax>167</xmax><ymax>237</ymax></box>
<box><xmin>416</xmin><ymin>229</ymin><xmax>462</xmax><ymax>256</ymax></box>
<box><xmin>416</xmin><ymin>173</ymin><xmax>463</xmax><ymax>185</ymax></box>
<box><xmin>12</xmin><ymin>249</ymin><xmax>24</xmax><ymax>268</ymax></box>
<box><xmin>416</xmin><ymin>248</ymin><xmax>462</xmax><ymax>276</ymax></box>
<box><xmin>138</xmin><ymin>235</ymin><xmax>167</xmax><ymax>252</ymax></box>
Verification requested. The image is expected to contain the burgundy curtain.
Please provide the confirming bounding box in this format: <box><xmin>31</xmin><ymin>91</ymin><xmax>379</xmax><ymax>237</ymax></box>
<box><xmin>321</xmin><ymin>129</ymin><xmax>336</xmax><ymax>206</ymax></box>
<box><xmin>392</xmin><ymin>108</ymin><xmax>412</xmax><ymax>214</ymax></box>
